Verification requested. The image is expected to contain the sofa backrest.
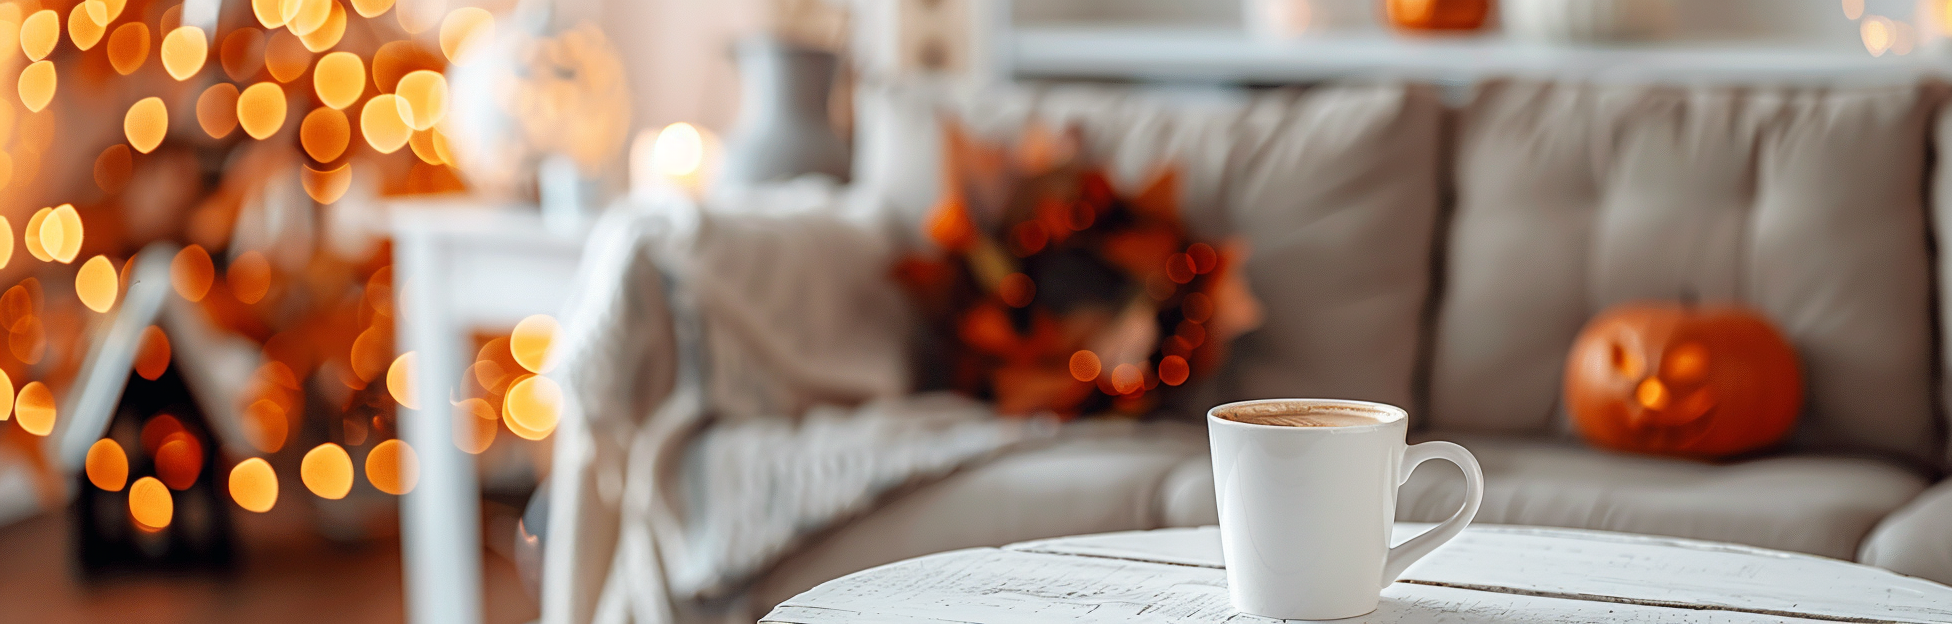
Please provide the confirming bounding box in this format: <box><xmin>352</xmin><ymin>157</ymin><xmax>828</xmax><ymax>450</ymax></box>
<box><xmin>1429</xmin><ymin>80</ymin><xmax>1945</xmax><ymax>468</ymax></box>
<box><xmin>855</xmin><ymin>81</ymin><xmax>1447</xmax><ymax>414</ymax></box>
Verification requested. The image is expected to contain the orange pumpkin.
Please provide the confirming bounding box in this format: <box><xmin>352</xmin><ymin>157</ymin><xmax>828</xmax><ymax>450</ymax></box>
<box><xmin>1565</xmin><ymin>303</ymin><xmax>1802</xmax><ymax>459</ymax></box>
<box><xmin>1385</xmin><ymin>0</ymin><xmax>1490</xmax><ymax>31</ymax></box>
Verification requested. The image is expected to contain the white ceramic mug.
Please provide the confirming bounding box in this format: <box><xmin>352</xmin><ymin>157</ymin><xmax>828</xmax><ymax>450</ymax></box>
<box><xmin>1208</xmin><ymin>398</ymin><xmax>1484</xmax><ymax>620</ymax></box>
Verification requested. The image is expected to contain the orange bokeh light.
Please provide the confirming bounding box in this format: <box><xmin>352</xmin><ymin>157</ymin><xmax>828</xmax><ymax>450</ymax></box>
<box><xmin>370</xmin><ymin>40</ymin><xmax>439</xmax><ymax>93</ymax></box>
<box><xmin>365</xmin><ymin>438</ymin><xmax>418</xmax><ymax>495</ymax></box>
<box><xmin>454</xmin><ymin>398</ymin><xmax>496</xmax><ymax>454</ymax></box>
<box><xmin>156</xmin><ymin>432</ymin><xmax>204</xmax><ymax>490</ymax></box>
<box><xmin>106</xmin><ymin>22</ymin><xmax>150</xmax><ymax>75</ymax></box>
<box><xmin>300</xmin><ymin>442</ymin><xmax>353</xmax><ymax>499</ymax></box>
<box><xmin>0</xmin><ymin>369</ymin><xmax>13</xmax><ymax>421</ymax></box>
<box><xmin>407</xmin><ymin>128</ymin><xmax>445</xmax><ymax>165</ymax></box>
<box><xmin>393</xmin><ymin>69</ymin><xmax>446</xmax><ymax>130</ymax></box>
<box><xmin>509</xmin><ymin>314</ymin><xmax>558</xmax><ymax>373</ymax></box>
<box><xmin>20</xmin><ymin>10</ymin><xmax>56</xmax><ymax>61</ymax></box>
<box><xmin>439</xmin><ymin>7</ymin><xmax>494</xmax><ymax>62</ymax></box>
<box><xmin>160</xmin><ymin>26</ymin><xmax>208</xmax><ymax>81</ymax></box>
<box><xmin>129</xmin><ymin>476</ymin><xmax>173</xmax><ymax>529</ymax></box>
<box><xmin>360</xmin><ymin>94</ymin><xmax>412</xmax><ymax>153</ymax></box>
<box><xmin>298</xmin><ymin>0</ymin><xmax>345</xmax><ymax>52</ymax></box>
<box><xmin>386</xmin><ymin>351</ymin><xmax>418</xmax><ymax>409</ymax></box>
<box><xmin>14</xmin><ymin>381</ymin><xmax>54</xmax><ymax>435</ymax></box>
<box><xmin>86</xmin><ymin>439</ymin><xmax>128</xmax><ymax>491</ymax></box>
<box><xmin>301</xmin><ymin>162</ymin><xmax>352</xmax><ymax>203</ymax></box>
<box><xmin>67</xmin><ymin>4</ymin><xmax>104</xmax><ymax>51</ymax></box>
<box><xmin>43</xmin><ymin>204</ymin><xmax>82</xmax><ymax>263</ymax></box>
<box><xmin>1158</xmin><ymin>355</ymin><xmax>1190</xmax><ymax>386</ymax></box>
<box><xmin>0</xmin><ymin>217</ymin><xmax>8</xmax><ymax>269</ymax></box>
<box><xmin>264</xmin><ymin>29</ymin><xmax>312</xmax><ymax>83</ymax></box>
<box><xmin>124</xmin><ymin>96</ymin><xmax>168</xmax><ymax>153</ymax></box>
<box><xmin>351</xmin><ymin>0</ymin><xmax>394</xmax><ymax>18</ymax></box>
<box><xmin>140</xmin><ymin>414</ymin><xmax>184</xmax><ymax>455</ymax></box>
<box><xmin>197</xmin><ymin>82</ymin><xmax>241</xmax><ymax>138</ymax></box>
<box><xmin>229</xmin><ymin>250</ymin><xmax>272</xmax><ymax>304</ymax></box>
<box><xmin>313</xmin><ymin>51</ymin><xmax>364</xmax><ymax>110</ymax></box>
<box><xmin>9</xmin><ymin>316</ymin><xmax>44</xmax><ymax>364</ymax></box>
<box><xmin>243</xmin><ymin>399</ymin><xmax>288</xmax><ymax>452</ymax></box>
<box><xmin>253</xmin><ymin>0</ymin><xmax>286</xmax><ymax>28</ymax></box>
<box><xmin>221</xmin><ymin>28</ymin><xmax>266</xmax><ymax>81</ymax></box>
<box><xmin>1069</xmin><ymin>350</ymin><xmax>1101</xmax><ymax>382</ymax></box>
<box><xmin>503</xmin><ymin>374</ymin><xmax>561</xmax><ymax>436</ymax></box>
<box><xmin>135</xmin><ymin>324</ymin><xmax>170</xmax><ymax>380</ymax></box>
<box><xmin>237</xmin><ymin>82</ymin><xmax>288</xmax><ymax>140</ymax></box>
<box><xmin>95</xmin><ymin>144</ymin><xmax>133</xmax><ymax>193</ymax></box>
<box><xmin>300</xmin><ymin>107</ymin><xmax>350</xmax><ymax>162</ymax></box>
<box><xmin>350</xmin><ymin>325</ymin><xmax>391</xmax><ymax>382</ymax></box>
<box><xmin>283</xmin><ymin>0</ymin><xmax>331</xmax><ymax>36</ymax></box>
<box><xmin>76</xmin><ymin>255</ymin><xmax>118</xmax><ymax>313</ymax></box>
<box><xmin>229</xmin><ymin>457</ymin><xmax>278</xmax><ymax>512</ymax></box>
<box><xmin>18</xmin><ymin>60</ymin><xmax>55</xmax><ymax>112</ymax></box>
<box><xmin>171</xmin><ymin>244</ymin><xmax>216</xmax><ymax>301</ymax></box>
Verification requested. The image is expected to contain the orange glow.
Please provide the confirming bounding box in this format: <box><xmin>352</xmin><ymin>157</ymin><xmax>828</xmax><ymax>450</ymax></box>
<box><xmin>228</xmin><ymin>457</ymin><xmax>278</xmax><ymax>512</ymax></box>
<box><xmin>155</xmin><ymin>432</ymin><xmax>204</xmax><ymax>490</ymax></box>
<box><xmin>313</xmin><ymin>51</ymin><xmax>364</xmax><ymax>109</ymax></box>
<box><xmin>76</xmin><ymin>255</ymin><xmax>118</xmax><ymax>312</ymax></box>
<box><xmin>14</xmin><ymin>381</ymin><xmax>54</xmax><ymax>435</ymax></box>
<box><xmin>454</xmin><ymin>398</ymin><xmax>496</xmax><ymax>453</ymax></box>
<box><xmin>44</xmin><ymin>204</ymin><xmax>81</xmax><ymax>264</ymax></box>
<box><xmin>129</xmin><ymin>476</ymin><xmax>173</xmax><ymax>529</ymax></box>
<box><xmin>407</xmin><ymin>129</ymin><xmax>444</xmax><ymax>165</ymax></box>
<box><xmin>237</xmin><ymin>82</ymin><xmax>288</xmax><ymax>140</ymax></box>
<box><xmin>67</xmin><ymin>4</ymin><xmax>104</xmax><ymax>51</ymax></box>
<box><xmin>253</xmin><ymin>0</ymin><xmax>287</xmax><ymax>27</ymax></box>
<box><xmin>395</xmin><ymin>0</ymin><xmax>441</xmax><ymax>34</ymax></box>
<box><xmin>20</xmin><ymin>10</ymin><xmax>56</xmax><ymax>61</ymax></box>
<box><xmin>392</xmin><ymin>70</ymin><xmax>446</xmax><ymax>130</ymax></box>
<box><xmin>0</xmin><ymin>369</ymin><xmax>12</xmax><ymax>421</ymax></box>
<box><xmin>221</xmin><ymin>28</ymin><xmax>266</xmax><ymax>81</ymax></box>
<box><xmin>298</xmin><ymin>0</ymin><xmax>345</xmax><ymax>52</ymax></box>
<box><xmin>439</xmin><ymin>7</ymin><xmax>494</xmax><ymax>62</ymax></box>
<box><xmin>159</xmin><ymin>4</ymin><xmax>181</xmax><ymax>31</ymax></box>
<box><xmin>1863</xmin><ymin>16</ymin><xmax>1893</xmax><ymax>57</ymax></box>
<box><xmin>264</xmin><ymin>30</ymin><xmax>311</xmax><ymax>82</ymax></box>
<box><xmin>135</xmin><ymin>325</ymin><xmax>170</xmax><ymax>380</ymax></box>
<box><xmin>18</xmin><ymin>60</ymin><xmax>55</xmax><ymax>112</ymax></box>
<box><xmin>228</xmin><ymin>250</ymin><xmax>272</xmax><ymax>304</ymax></box>
<box><xmin>350</xmin><ymin>325</ymin><xmax>390</xmax><ymax>381</ymax></box>
<box><xmin>9</xmin><ymin>316</ymin><xmax>44</xmax><ymax>364</ymax></box>
<box><xmin>197</xmin><ymin>82</ymin><xmax>241</xmax><ymax>138</ymax></box>
<box><xmin>503</xmin><ymin>374</ymin><xmax>561</xmax><ymax>436</ymax></box>
<box><xmin>283</xmin><ymin>0</ymin><xmax>331</xmax><ymax>36</ymax></box>
<box><xmin>300</xmin><ymin>107</ymin><xmax>349</xmax><ymax>162</ymax></box>
<box><xmin>509</xmin><ymin>314</ymin><xmax>559</xmax><ymax>373</ymax></box>
<box><xmin>242</xmin><ymin>399</ymin><xmax>288</xmax><ymax>452</ymax></box>
<box><xmin>386</xmin><ymin>351</ymin><xmax>418</xmax><ymax>409</ymax></box>
<box><xmin>300</xmin><ymin>443</ymin><xmax>353</xmax><ymax>499</ymax></box>
<box><xmin>160</xmin><ymin>26</ymin><xmax>208</xmax><ymax>81</ymax></box>
<box><xmin>1069</xmin><ymin>350</ymin><xmax>1101</xmax><ymax>382</ymax></box>
<box><xmin>107</xmin><ymin>22</ymin><xmax>149</xmax><ymax>74</ymax></box>
<box><xmin>124</xmin><ymin>97</ymin><xmax>168</xmax><ymax>153</ymax></box>
<box><xmin>371</xmin><ymin>40</ymin><xmax>440</xmax><ymax>93</ymax></box>
<box><xmin>651</xmin><ymin>122</ymin><xmax>705</xmax><ymax>177</ymax></box>
<box><xmin>1182</xmin><ymin>292</ymin><xmax>1213</xmax><ymax>323</ymax></box>
<box><xmin>475</xmin><ymin>337</ymin><xmax>516</xmax><ymax>393</ymax></box>
<box><xmin>1110</xmin><ymin>364</ymin><xmax>1143</xmax><ymax>395</ymax></box>
<box><xmin>87</xmin><ymin>439</ymin><xmax>128</xmax><ymax>491</ymax></box>
<box><xmin>999</xmin><ymin>273</ymin><xmax>1035</xmax><ymax>308</ymax></box>
<box><xmin>140</xmin><ymin>415</ymin><xmax>184</xmax><ymax>456</ymax></box>
<box><xmin>95</xmin><ymin>144</ymin><xmax>133</xmax><ymax>192</ymax></box>
<box><xmin>360</xmin><ymin>94</ymin><xmax>411</xmax><ymax>152</ymax></box>
<box><xmin>23</xmin><ymin>206</ymin><xmax>57</xmax><ymax>263</ymax></box>
<box><xmin>95</xmin><ymin>0</ymin><xmax>128</xmax><ymax>23</ymax></box>
<box><xmin>171</xmin><ymin>244</ymin><xmax>215</xmax><ymax>301</ymax></box>
<box><xmin>1158</xmin><ymin>355</ymin><xmax>1190</xmax><ymax>386</ymax></box>
<box><xmin>301</xmin><ymin>162</ymin><xmax>352</xmax><ymax>203</ymax></box>
<box><xmin>365</xmin><ymin>438</ymin><xmax>418</xmax><ymax>495</ymax></box>
<box><xmin>0</xmin><ymin>217</ymin><xmax>9</xmax><ymax>268</ymax></box>
<box><xmin>352</xmin><ymin>0</ymin><xmax>395</xmax><ymax>18</ymax></box>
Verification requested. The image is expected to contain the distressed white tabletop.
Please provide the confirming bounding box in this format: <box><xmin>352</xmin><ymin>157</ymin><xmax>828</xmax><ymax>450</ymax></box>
<box><xmin>761</xmin><ymin>524</ymin><xmax>1952</xmax><ymax>623</ymax></box>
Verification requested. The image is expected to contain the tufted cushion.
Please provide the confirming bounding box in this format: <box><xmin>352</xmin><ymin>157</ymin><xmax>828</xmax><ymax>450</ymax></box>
<box><xmin>855</xmin><ymin>81</ymin><xmax>1446</xmax><ymax>413</ymax></box>
<box><xmin>1155</xmin><ymin>435</ymin><xmax>1926</xmax><ymax>560</ymax></box>
<box><xmin>1429</xmin><ymin>80</ymin><xmax>1943</xmax><ymax>466</ymax></box>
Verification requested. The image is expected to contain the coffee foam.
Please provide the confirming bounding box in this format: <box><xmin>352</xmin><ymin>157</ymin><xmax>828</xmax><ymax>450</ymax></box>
<box><xmin>1213</xmin><ymin>401</ymin><xmax>1398</xmax><ymax>428</ymax></box>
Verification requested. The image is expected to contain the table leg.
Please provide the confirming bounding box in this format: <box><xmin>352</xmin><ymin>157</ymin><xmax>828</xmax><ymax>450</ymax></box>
<box><xmin>398</xmin><ymin>231</ymin><xmax>483</xmax><ymax>624</ymax></box>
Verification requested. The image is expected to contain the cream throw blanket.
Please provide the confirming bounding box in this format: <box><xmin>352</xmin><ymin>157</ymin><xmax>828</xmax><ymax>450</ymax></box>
<box><xmin>541</xmin><ymin>185</ymin><xmax>1057</xmax><ymax>624</ymax></box>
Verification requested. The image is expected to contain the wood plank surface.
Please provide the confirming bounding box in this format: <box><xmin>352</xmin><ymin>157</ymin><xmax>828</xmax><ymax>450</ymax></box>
<box><xmin>763</xmin><ymin>525</ymin><xmax>1952</xmax><ymax>624</ymax></box>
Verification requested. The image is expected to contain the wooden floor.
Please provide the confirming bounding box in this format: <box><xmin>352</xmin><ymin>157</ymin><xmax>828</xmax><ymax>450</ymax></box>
<box><xmin>0</xmin><ymin>501</ymin><xmax>539</xmax><ymax>624</ymax></box>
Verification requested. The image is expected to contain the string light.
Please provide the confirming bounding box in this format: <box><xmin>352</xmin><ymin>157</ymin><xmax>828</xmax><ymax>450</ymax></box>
<box><xmin>229</xmin><ymin>458</ymin><xmax>279</xmax><ymax>512</ymax></box>
<box><xmin>160</xmin><ymin>26</ymin><xmax>208</xmax><ymax>81</ymax></box>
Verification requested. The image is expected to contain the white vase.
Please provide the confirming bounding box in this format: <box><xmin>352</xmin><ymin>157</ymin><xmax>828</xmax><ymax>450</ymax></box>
<box><xmin>1505</xmin><ymin>0</ymin><xmax>1676</xmax><ymax>42</ymax></box>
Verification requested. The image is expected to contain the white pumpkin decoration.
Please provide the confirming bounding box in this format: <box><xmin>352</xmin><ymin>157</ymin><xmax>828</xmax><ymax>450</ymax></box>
<box><xmin>1504</xmin><ymin>0</ymin><xmax>1677</xmax><ymax>42</ymax></box>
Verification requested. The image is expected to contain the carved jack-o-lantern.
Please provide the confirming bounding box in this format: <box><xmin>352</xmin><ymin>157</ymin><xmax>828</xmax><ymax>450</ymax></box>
<box><xmin>1386</xmin><ymin>0</ymin><xmax>1491</xmax><ymax>31</ymax></box>
<box><xmin>1565</xmin><ymin>303</ymin><xmax>1802</xmax><ymax>459</ymax></box>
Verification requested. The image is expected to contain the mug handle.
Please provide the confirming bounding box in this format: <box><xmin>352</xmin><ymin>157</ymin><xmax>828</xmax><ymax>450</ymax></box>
<box><xmin>1380</xmin><ymin>441</ymin><xmax>1483</xmax><ymax>587</ymax></box>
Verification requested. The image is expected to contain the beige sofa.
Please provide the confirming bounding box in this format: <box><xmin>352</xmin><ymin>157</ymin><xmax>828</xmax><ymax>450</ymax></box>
<box><xmin>561</xmin><ymin>78</ymin><xmax>1952</xmax><ymax>618</ymax></box>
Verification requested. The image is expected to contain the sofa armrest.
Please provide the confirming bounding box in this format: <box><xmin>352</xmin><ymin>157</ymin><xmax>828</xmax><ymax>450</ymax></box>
<box><xmin>1860</xmin><ymin>479</ymin><xmax>1952</xmax><ymax>585</ymax></box>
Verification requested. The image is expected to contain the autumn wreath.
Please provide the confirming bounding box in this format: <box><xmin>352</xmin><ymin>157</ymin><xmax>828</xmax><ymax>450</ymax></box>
<box><xmin>895</xmin><ymin>121</ymin><xmax>1261</xmax><ymax>418</ymax></box>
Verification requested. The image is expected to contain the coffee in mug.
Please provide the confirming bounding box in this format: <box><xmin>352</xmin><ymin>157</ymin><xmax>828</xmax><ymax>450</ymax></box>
<box><xmin>1208</xmin><ymin>398</ymin><xmax>1484</xmax><ymax>620</ymax></box>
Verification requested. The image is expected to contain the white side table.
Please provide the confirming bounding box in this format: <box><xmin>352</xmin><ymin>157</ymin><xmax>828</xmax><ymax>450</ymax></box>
<box><xmin>764</xmin><ymin>524</ymin><xmax>1952</xmax><ymax>623</ymax></box>
<box><xmin>393</xmin><ymin>204</ymin><xmax>588</xmax><ymax>624</ymax></box>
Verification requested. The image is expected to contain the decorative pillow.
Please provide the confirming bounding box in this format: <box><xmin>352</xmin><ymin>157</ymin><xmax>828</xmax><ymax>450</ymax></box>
<box><xmin>895</xmin><ymin>121</ymin><xmax>1262</xmax><ymax>418</ymax></box>
<box><xmin>1564</xmin><ymin>302</ymin><xmax>1802</xmax><ymax>458</ymax></box>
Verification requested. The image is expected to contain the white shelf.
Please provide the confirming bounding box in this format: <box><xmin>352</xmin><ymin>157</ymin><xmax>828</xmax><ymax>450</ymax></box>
<box><xmin>1011</xmin><ymin>27</ymin><xmax>1952</xmax><ymax>84</ymax></box>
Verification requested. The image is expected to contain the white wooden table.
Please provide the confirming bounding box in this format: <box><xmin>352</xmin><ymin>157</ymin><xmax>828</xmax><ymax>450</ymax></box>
<box><xmin>762</xmin><ymin>524</ymin><xmax>1952</xmax><ymax>623</ymax></box>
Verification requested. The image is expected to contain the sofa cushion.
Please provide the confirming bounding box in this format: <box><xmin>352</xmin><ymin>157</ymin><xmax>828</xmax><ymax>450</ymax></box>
<box><xmin>751</xmin><ymin>423</ymin><xmax>1206</xmax><ymax>610</ymax></box>
<box><xmin>856</xmin><ymin>81</ymin><xmax>1446</xmax><ymax>413</ymax></box>
<box><xmin>1430</xmin><ymin>80</ymin><xmax>1942</xmax><ymax>467</ymax></box>
<box><xmin>1859</xmin><ymin>479</ymin><xmax>1952</xmax><ymax>585</ymax></box>
<box><xmin>1156</xmin><ymin>434</ymin><xmax>1926</xmax><ymax>560</ymax></box>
